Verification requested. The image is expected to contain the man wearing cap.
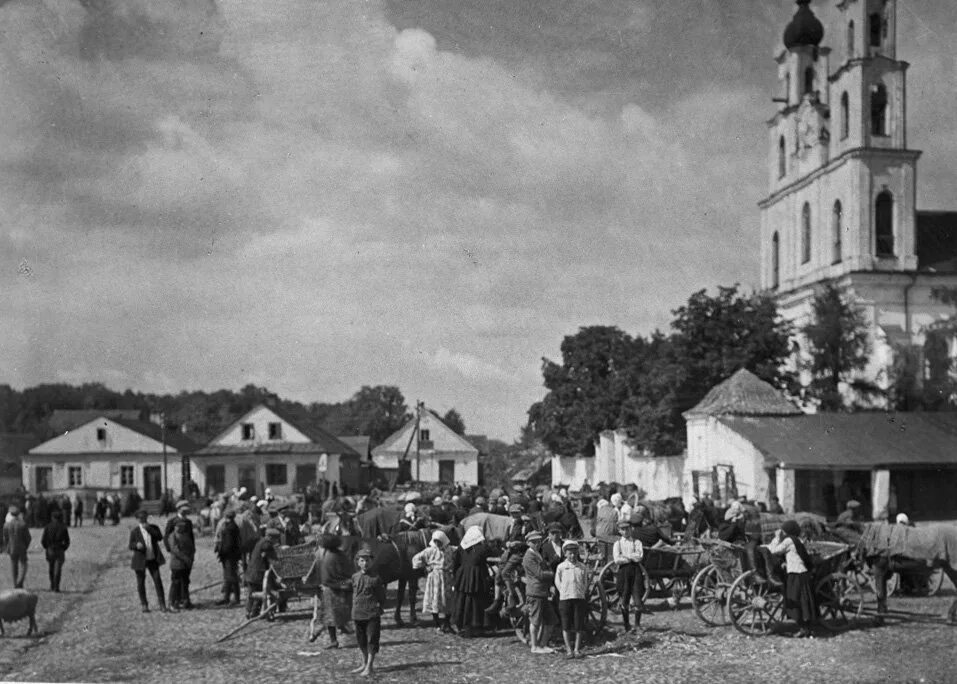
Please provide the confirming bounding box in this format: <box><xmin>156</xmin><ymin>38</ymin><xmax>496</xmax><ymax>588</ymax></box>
<box><xmin>164</xmin><ymin>500</ymin><xmax>195</xmax><ymax>609</ymax></box>
<box><xmin>244</xmin><ymin>527</ymin><xmax>281</xmax><ymax>618</ymax></box>
<box><xmin>3</xmin><ymin>506</ymin><xmax>31</xmax><ymax>588</ymax></box>
<box><xmin>522</xmin><ymin>530</ymin><xmax>557</xmax><ymax>654</ymax></box>
<box><xmin>215</xmin><ymin>509</ymin><xmax>243</xmax><ymax>606</ymax></box>
<box><xmin>542</xmin><ymin>522</ymin><xmax>565</xmax><ymax>573</ymax></box>
<box><xmin>129</xmin><ymin>510</ymin><xmax>167</xmax><ymax>613</ymax></box>
<box><xmin>468</xmin><ymin>497</ymin><xmax>487</xmax><ymax>516</ymax></box>
<box><xmin>612</xmin><ymin>519</ymin><xmax>644</xmax><ymax>632</ymax></box>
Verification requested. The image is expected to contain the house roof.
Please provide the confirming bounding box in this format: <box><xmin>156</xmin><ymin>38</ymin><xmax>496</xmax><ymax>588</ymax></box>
<box><xmin>372</xmin><ymin>407</ymin><xmax>479</xmax><ymax>456</ymax></box>
<box><xmin>720</xmin><ymin>412</ymin><xmax>957</xmax><ymax>469</ymax></box>
<box><xmin>917</xmin><ymin>211</ymin><xmax>957</xmax><ymax>272</ymax></box>
<box><xmin>337</xmin><ymin>436</ymin><xmax>370</xmax><ymax>458</ymax></box>
<box><xmin>110</xmin><ymin>417</ymin><xmax>199</xmax><ymax>453</ymax></box>
<box><xmin>196</xmin><ymin>404</ymin><xmax>359</xmax><ymax>457</ymax></box>
<box><xmin>48</xmin><ymin>409</ymin><xmax>142</xmax><ymax>434</ymax></box>
<box><xmin>684</xmin><ymin>368</ymin><xmax>803</xmax><ymax>418</ymax></box>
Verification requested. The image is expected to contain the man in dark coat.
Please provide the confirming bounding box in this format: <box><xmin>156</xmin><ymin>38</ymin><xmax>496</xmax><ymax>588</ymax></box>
<box><xmin>164</xmin><ymin>500</ymin><xmax>196</xmax><ymax>608</ymax></box>
<box><xmin>3</xmin><ymin>507</ymin><xmax>31</xmax><ymax>588</ymax></box>
<box><xmin>40</xmin><ymin>510</ymin><xmax>70</xmax><ymax>592</ymax></box>
<box><xmin>244</xmin><ymin>528</ymin><xmax>280</xmax><ymax>618</ymax></box>
<box><xmin>130</xmin><ymin>510</ymin><xmax>167</xmax><ymax>612</ymax></box>
<box><xmin>216</xmin><ymin>510</ymin><xmax>243</xmax><ymax>606</ymax></box>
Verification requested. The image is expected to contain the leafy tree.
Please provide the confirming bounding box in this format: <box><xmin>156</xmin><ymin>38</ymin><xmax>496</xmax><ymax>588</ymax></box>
<box><xmin>442</xmin><ymin>408</ymin><xmax>466</xmax><ymax>435</ymax></box>
<box><xmin>800</xmin><ymin>283</ymin><xmax>875</xmax><ymax>410</ymax></box>
<box><xmin>341</xmin><ymin>385</ymin><xmax>411</xmax><ymax>446</ymax></box>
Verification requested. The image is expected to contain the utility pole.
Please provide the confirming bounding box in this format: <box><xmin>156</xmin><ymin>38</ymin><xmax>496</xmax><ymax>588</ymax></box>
<box><xmin>161</xmin><ymin>413</ymin><xmax>168</xmax><ymax>501</ymax></box>
<box><xmin>415</xmin><ymin>401</ymin><xmax>423</xmax><ymax>482</ymax></box>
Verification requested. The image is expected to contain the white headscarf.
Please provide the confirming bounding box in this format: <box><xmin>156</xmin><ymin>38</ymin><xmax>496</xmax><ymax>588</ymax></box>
<box><xmin>610</xmin><ymin>493</ymin><xmax>623</xmax><ymax>507</ymax></box>
<box><xmin>460</xmin><ymin>526</ymin><xmax>485</xmax><ymax>550</ymax></box>
<box><xmin>404</xmin><ymin>503</ymin><xmax>417</xmax><ymax>516</ymax></box>
<box><xmin>596</xmin><ymin>498</ymin><xmax>609</xmax><ymax>509</ymax></box>
<box><xmin>431</xmin><ymin>530</ymin><xmax>449</xmax><ymax>547</ymax></box>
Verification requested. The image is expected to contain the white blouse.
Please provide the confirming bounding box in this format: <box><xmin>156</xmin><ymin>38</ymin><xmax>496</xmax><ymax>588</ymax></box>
<box><xmin>765</xmin><ymin>536</ymin><xmax>808</xmax><ymax>574</ymax></box>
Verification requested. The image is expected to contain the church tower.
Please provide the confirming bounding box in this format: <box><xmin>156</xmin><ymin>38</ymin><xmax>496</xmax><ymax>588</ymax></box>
<box><xmin>760</xmin><ymin>0</ymin><xmax>920</xmax><ymax>305</ymax></box>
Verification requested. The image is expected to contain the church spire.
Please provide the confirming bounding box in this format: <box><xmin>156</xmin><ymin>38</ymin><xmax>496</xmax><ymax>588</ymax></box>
<box><xmin>783</xmin><ymin>0</ymin><xmax>824</xmax><ymax>51</ymax></box>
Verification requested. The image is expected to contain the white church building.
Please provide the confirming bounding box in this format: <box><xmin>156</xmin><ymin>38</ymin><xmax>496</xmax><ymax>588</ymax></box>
<box><xmin>760</xmin><ymin>0</ymin><xmax>957</xmax><ymax>391</ymax></box>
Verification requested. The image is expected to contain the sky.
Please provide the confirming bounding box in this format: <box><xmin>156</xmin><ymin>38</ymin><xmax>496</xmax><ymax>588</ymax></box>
<box><xmin>2</xmin><ymin>0</ymin><xmax>956</xmax><ymax>441</ymax></box>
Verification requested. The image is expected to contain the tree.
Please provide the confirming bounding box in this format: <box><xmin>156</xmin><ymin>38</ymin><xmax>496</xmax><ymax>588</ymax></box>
<box><xmin>342</xmin><ymin>385</ymin><xmax>411</xmax><ymax>446</ymax></box>
<box><xmin>800</xmin><ymin>283</ymin><xmax>875</xmax><ymax>410</ymax></box>
<box><xmin>442</xmin><ymin>408</ymin><xmax>466</xmax><ymax>435</ymax></box>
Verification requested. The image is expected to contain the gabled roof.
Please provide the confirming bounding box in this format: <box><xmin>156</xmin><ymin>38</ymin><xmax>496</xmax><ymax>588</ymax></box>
<box><xmin>196</xmin><ymin>404</ymin><xmax>359</xmax><ymax>456</ymax></box>
<box><xmin>48</xmin><ymin>409</ymin><xmax>142</xmax><ymax>434</ymax></box>
<box><xmin>684</xmin><ymin>369</ymin><xmax>803</xmax><ymax>418</ymax></box>
<box><xmin>721</xmin><ymin>412</ymin><xmax>957</xmax><ymax>469</ymax></box>
<box><xmin>372</xmin><ymin>407</ymin><xmax>478</xmax><ymax>456</ymax></box>
<box><xmin>110</xmin><ymin>417</ymin><xmax>199</xmax><ymax>453</ymax></box>
<box><xmin>337</xmin><ymin>436</ymin><xmax>370</xmax><ymax>459</ymax></box>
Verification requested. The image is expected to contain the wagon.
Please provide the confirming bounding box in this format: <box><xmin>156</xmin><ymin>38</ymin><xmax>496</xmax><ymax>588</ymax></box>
<box><xmin>726</xmin><ymin>540</ymin><xmax>864</xmax><ymax>636</ymax></box>
<box><xmin>690</xmin><ymin>537</ymin><xmax>750</xmax><ymax>626</ymax></box>
<box><xmin>596</xmin><ymin>542</ymin><xmax>708</xmax><ymax>613</ymax></box>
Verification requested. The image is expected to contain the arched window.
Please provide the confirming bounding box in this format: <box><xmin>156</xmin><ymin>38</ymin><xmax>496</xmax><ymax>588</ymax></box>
<box><xmin>778</xmin><ymin>136</ymin><xmax>786</xmax><ymax>178</ymax></box>
<box><xmin>832</xmin><ymin>201</ymin><xmax>843</xmax><ymax>264</ymax></box>
<box><xmin>840</xmin><ymin>92</ymin><xmax>849</xmax><ymax>139</ymax></box>
<box><xmin>869</xmin><ymin>13</ymin><xmax>882</xmax><ymax>48</ymax></box>
<box><xmin>847</xmin><ymin>20</ymin><xmax>855</xmax><ymax>59</ymax></box>
<box><xmin>804</xmin><ymin>67</ymin><xmax>814</xmax><ymax>95</ymax></box>
<box><xmin>771</xmin><ymin>232</ymin><xmax>780</xmax><ymax>289</ymax></box>
<box><xmin>801</xmin><ymin>202</ymin><xmax>812</xmax><ymax>264</ymax></box>
<box><xmin>875</xmin><ymin>191</ymin><xmax>894</xmax><ymax>257</ymax></box>
<box><xmin>870</xmin><ymin>84</ymin><xmax>888</xmax><ymax>136</ymax></box>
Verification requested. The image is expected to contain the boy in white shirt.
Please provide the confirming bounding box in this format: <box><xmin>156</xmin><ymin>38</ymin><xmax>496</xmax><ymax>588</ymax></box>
<box><xmin>554</xmin><ymin>540</ymin><xmax>589</xmax><ymax>658</ymax></box>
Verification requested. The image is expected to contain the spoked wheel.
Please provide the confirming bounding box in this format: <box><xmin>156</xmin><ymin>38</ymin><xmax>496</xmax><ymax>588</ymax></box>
<box><xmin>583</xmin><ymin>580</ymin><xmax>608</xmax><ymax>638</ymax></box>
<box><xmin>816</xmin><ymin>572</ymin><xmax>864</xmax><ymax>632</ymax></box>
<box><xmin>661</xmin><ymin>576</ymin><xmax>690</xmax><ymax>609</ymax></box>
<box><xmin>691</xmin><ymin>564</ymin><xmax>731</xmax><ymax>626</ymax></box>
<box><xmin>597</xmin><ymin>561</ymin><xmax>622</xmax><ymax>613</ymax></box>
<box><xmin>727</xmin><ymin>571</ymin><xmax>784</xmax><ymax>637</ymax></box>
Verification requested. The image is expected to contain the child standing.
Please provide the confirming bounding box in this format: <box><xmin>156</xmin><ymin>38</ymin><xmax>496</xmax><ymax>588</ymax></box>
<box><xmin>766</xmin><ymin>520</ymin><xmax>816</xmax><ymax>637</ymax></box>
<box><xmin>553</xmin><ymin>540</ymin><xmax>589</xmax><ymax>658</ymax></box>
<box><xmin>168</xmin><ymin>518</ymin><xmax>195</xmax><ymax>611</ymax></box>
<box><xmin>411</xmin><ymin>530</ymin><xmax>454</xmax><ymax>633</ymax></box>
<box><xmin>612</xmin><ymin>519</ymin><xmax>644</xmax><ymax>633</ymax></box>
<box><xmin>351</xmin><ymin>545</ymin><xmax>386</xmax><ymax>677</ymax></box>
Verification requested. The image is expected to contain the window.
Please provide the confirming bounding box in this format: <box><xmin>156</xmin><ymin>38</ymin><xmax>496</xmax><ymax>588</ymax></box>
<box><xmin>847</xmin><ymin>20</ymin><xmax>855</xmax><ymax>59</ymax></box>
<box><xmin>801</xmin><ymin>203</ymin><xmax>812</xmax><ymax>264</ymax></box>
<box><xmin>120</xmin><ymin>465</ymin><xmax>134</xmax><ymax>487</ymax></box>
<box><xmin>840</xmin><ymin>92</ymin><xmax>849</xmax><ymax>139</ymax></box>
<box><xmin>68</xmin><ymin>466</ymin><xmax>83</xmax><ymax>487</ymax></box>
<box><xmin>419</xmin><ymin>429</ymin><xmax>430</xmax><ymax>442</ymax></box>
<box><xmin>869</xmin><ymin>13</ymin><xmax>882</xmax><ymax>48</ymax></box>
<box><xmin>241</xmin><ymin>423</ymin><xmax>255</xmax><ymax>441</ymax></box>
<box><xmin>265</xmin><ymin>463</ymin><xmax>287</xmax><ymax>486</ymax></box>
<box><xmin>875</xmin><ymin>191</ymin><xmax>894</xmax><ymax>257</ymax></box>
<box><xmin>778</xmin><ymin>136</ymin><xmax>786</xmax><ymax>178</ymax></box>
<box><xmin>832</xmin><ymin>201</ymin><xmax>843</xmax><ymax>264</ymax></box>
<box><xmin>771</xmin><ymin>232</ymin><xmax>780</xmax><ymax>289</ymax></box>
<box><xmin>803</xmin><ymin>66</ymin><xmax>814</xmax><ymax>95</ymax></box>
<box><xmin>268</xmin><ymin>422</ymin><xmax>282</xmax><ymax>440</ymax></box>
<box><xmin>870</xmin><ymin>84</ymin><xmax>888</xmax><ymax>136</ymax></box>
<box><xmin>96</xmin><ymin>427</ymin><xmax>107</xmax><ymax>441</ymax></box>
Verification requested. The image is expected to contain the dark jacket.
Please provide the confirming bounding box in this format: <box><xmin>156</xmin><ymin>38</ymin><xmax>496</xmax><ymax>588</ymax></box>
<box><xmin>129</xmin><ymin>524</ymin><xmax>166</xmax><ymax>569</ymax></box>
<box><xmin>218</xmin><ymin>519</ymin><xmax>242</xmax><ymax>561</ymax></box>
<box><xmin>522</xmin><ymin>546</ymin><xmax>554</xmax><ymax>598</ymax></box>
<box><xmin>164</xmin><ymin>514</ymin><xmax>195</xmax><ymax>552</ymax></box>
<box><xmin>168</xmin><ymin>532</ymin><xmax>195</xmax><ymax>571</ymax></box>
<box><xmin>3</xmin><ymin>518</ymin><xmax>31</xmax><ymax>557</ymax></box>
<box><xmin>41</xmin><ymin>520</ymin><xmax>71</xmax><ymax>559</ymax></box>
<box><xmin>244</xmin><ymin>537</ymin><xmax>277</xmax><ymax>586</ymax></box>
<box><xmin>541</xmin><ymin>538</ymin><xmax>564</xmax><ymax>572</ymax></box>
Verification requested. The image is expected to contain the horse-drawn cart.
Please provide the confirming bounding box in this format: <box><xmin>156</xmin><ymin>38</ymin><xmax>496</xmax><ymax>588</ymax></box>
<box><xmin>596</xmin><ymin>542</ymin><xmax>708</xmax><ymax>612</ymax></box>
<box><xmin>690</xmin><ymin>537</ymin><xmax>749</xmax><ymax>626</ymax></box>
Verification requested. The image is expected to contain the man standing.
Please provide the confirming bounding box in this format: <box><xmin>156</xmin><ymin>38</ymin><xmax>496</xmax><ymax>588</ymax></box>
<box><xmin>41</xmin><ymin>510</ymin><xmax>70</xmax><ymax>592</ymax></box>
<box><xmin>3</xmin><ymin>506</ymin><xmax>31</xmax><ymax>588</ymax></box>
<box><xmin>164</xmin><ymin>501</ymin><xmax>195</xmax><ymax>608</ymax></box>
<box><xmin>521</xmin><ymin>530</ymin><xmax>557</xmax><ymax>655</ymax></box>
<box><xmin>130</xmin><ymin>510</ymin><xmax>167</xmax><ymax>613</ymax></box>
<box><xmin>215</xmin><ymin>510</ymin><xmax>243</xmax><ymax>607</ymax></box>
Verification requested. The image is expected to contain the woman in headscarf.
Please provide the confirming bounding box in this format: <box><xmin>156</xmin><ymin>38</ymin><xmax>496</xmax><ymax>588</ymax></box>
<box><xmin>412</xmin><ymin>530</ymin><xmax>454</xmax><ymax>633</ymax></box>
<box><xmin>318</xmin><ymin>533</ymin><xmax>353</xmax><ymax>649</ymax></box>
<box><xmin>451</xmin><ymin>525</ymin><xmax>492</xmax><ymax>636</ymax></box>
<box><xmin>393</xmin><ymin>502</ymin><xmax>426</xmax><ymax>534</ymax></box>
<box><xmin>766</xmin><ymin>520</ymin><xmax>816</xmax><ymax>637</ymax></box>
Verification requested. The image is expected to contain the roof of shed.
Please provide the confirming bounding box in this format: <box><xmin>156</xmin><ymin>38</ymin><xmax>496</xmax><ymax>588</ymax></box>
<box><xmin>684</xmin><ymin>368</ymin><xmax>803</xmax><ymax>418</ymax></box>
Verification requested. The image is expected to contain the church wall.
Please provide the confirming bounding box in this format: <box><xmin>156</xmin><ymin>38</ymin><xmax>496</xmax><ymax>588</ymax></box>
<box><xmin>684</xmin><ymin>417</ymin><xmax>771</xmax><ymax>504</ymax></box>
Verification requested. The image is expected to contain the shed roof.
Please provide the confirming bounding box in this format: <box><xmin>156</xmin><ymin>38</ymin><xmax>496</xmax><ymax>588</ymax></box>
<box><xmin>720</xmin><ymin>412</ymin><xmax>957</xmax><ymax>469</ymax></box>
<box><xmin>684</xmin><ymin>368</ymin><xmax>802</xmax><ymax>418</ymax></box>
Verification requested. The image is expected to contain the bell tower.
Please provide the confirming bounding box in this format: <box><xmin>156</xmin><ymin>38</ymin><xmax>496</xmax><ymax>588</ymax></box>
<box><xmin>760</xmin><ymin>0</ymin><xmax>921</xmax><ymax>298</ymax></box>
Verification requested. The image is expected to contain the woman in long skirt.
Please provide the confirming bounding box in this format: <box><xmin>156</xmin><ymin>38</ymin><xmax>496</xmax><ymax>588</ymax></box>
<box><xmin>452</xmin><ymin>526</ymin><xmax>492</xmax><ymax>636</ymax></box>
<box><xmin>318</xmin><ymin>533</ymin><xmax>354</xmax><ymax>648</ymax></box>
<box><xmin>412</xmin><ymin>530</ymin><xmax>454</xmax><ymax>633</ymax></box>
<box><xmin>766</xmin><ymin>520</ymin><xmax>816</xmax><ymax>637</ymax></box>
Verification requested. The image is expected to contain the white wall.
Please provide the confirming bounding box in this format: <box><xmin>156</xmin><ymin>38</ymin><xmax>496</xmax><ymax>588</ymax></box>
<box><xmin>684</xmin><ymin>417</ymin><xmax>773</xmax><ymax>504</ymax></box>
<box><xmin>22</xmin><ymin>453</ymin><xmax>185</xmax><ymax>498</ymax></box>
<box><xmin>191</xmin><ymin>452</ymin><xmax>336</xmax><ymax>497</ymax></box>
<box><xmin>215</xmin><ymin>406</ymin><xmax>312</xmax><ymax>445</ymax></box>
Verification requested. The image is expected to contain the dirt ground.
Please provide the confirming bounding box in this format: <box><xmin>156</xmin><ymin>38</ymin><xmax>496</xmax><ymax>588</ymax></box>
<box><xmin>0</xmin><ymin>521</ymin><xmax>953</xmax><ymax>683</ymax></box>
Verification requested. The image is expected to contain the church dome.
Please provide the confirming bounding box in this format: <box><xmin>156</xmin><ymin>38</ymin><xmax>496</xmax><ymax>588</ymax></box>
<box><xmin>783</xmin><ymin>0</ymin><xmax>824</xmax><ymax>50</ymax></box>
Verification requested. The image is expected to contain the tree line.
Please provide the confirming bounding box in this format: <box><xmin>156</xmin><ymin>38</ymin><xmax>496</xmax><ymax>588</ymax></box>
<box><xmin>525</xmin><ymin>283</ymin><xmax>957</xmax><ymax>458</ymax></box>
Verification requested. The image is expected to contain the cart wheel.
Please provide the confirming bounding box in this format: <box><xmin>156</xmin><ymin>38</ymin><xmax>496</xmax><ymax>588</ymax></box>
<box><xmin>691</xmin><ymin>564</ymin><xmax>730</xmax><ymax>626</ymax></box>
<box><xmin>583</xmin><ymin>580</ymin><xmax>608</xmax><ymax>638</ymax></box>
<box><xmin>597</xmin><ymin>562</ymin><xmax>620</xmax><ymax>614</ymax></box>
<box><xmin>727</xmin><ymin>571</ymin><xmax>784</xmax><ymax>637</ymax></box>
<box><xmin>661</xmin><ymin>576</ymin><xmax>690</xmax><ymax>608</ymax></box>
<box><xmin>637</xmin><ymin>562</ymin><xmax>651</xmax><ymax>604</ymax></box>
<box><xmin>927</xmin><ymin>566</ymin><xmax>945</xmax><ymax>596</ymax></box>
<box><xmin>816</xmin><ymin>572</ymin><xmax>863</xmax><ymax>632</ymax></box>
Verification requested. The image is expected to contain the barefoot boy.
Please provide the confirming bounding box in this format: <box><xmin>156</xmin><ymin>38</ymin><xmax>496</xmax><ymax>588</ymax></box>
<box><xmin>350</xmin><ymin>545</ymin><xmax>385</xmax><ymax>677</ymax></box>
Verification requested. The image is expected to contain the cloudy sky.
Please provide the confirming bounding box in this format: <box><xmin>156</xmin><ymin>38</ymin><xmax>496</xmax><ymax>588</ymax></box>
<box><xmin>2</xmin><ymin>0</ymin><xmax>956</xmax><ymax>440</ymax></box>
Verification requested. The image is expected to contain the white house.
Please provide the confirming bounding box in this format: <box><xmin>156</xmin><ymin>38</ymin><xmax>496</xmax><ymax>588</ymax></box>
<box><xmin>372</xmin><ymin>407</ymin><xmax>479</xmax><ymax>485</ymax></box>
<box><xmin>191</xmin><ymin>404</ymin><xmax>362</xmax><ymax>497</ymax></box>
<box><xmin>24</xmin><ymin>416</ymin><xmax>197</xmax><ymax>500</ymax></box>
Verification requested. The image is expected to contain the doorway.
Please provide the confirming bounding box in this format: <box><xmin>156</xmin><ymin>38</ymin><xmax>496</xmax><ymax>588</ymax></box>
<box><xmin>143</xmin><ymin>466</ymin><xmax>162</xmax><ymax>500</ymax></box>
<box><xmin>238</xmin><ymin>464</ymin><xmax>257</xmax><ymax>495</ymax></box>
<box><xmin>439</xmin><ymin>459</ymin><xmax>455</xmax><ymax>484</ymax></box>
<box><xmin>35</xmin><ymin>467</ymin><xmax>52</xmax><ymax>493</ymax></box>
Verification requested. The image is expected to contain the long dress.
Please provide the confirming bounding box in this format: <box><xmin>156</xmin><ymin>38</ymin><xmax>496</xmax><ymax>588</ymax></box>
<box><xmin>412</xmin><ymin>545</ymin><xmax>453</xmax><ymax>615</ymax></box>
<box><xmin>319</xmin><ymin>548</ymin><xmax>354</xmax><ymax>628</ymax></box>
<box><xmin>452</xmin><ymin>543</ymin><xmax>492</xmax><ymax>629</ymax></box>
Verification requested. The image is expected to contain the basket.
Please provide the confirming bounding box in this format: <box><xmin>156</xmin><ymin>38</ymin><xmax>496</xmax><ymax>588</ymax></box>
<box><xmin>274</xmin><ymin>541</ymin><xmax>319</xmax><ymax>580</ymax></box>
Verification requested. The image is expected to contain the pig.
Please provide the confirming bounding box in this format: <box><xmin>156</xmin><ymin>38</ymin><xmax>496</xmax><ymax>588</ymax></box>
<box><xmin>0</xmin><ymin>589</ymin><xmax>38</xmax><ymax>637</ymax></box>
